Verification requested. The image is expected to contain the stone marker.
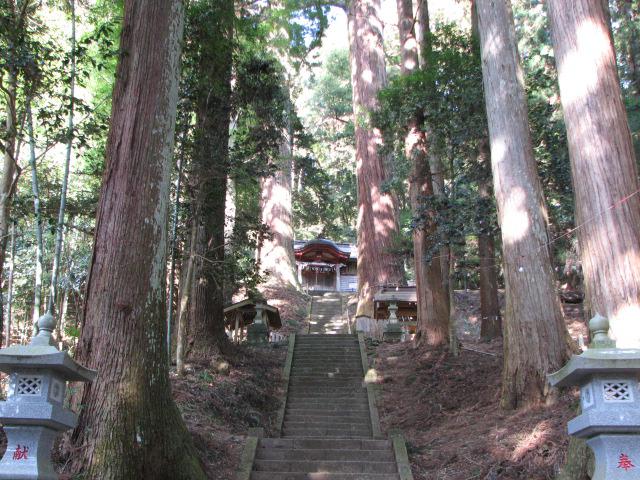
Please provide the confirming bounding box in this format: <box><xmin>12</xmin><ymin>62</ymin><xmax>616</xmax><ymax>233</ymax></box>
<box><xmin>0</xmin><ymin>313</ymin><xmax>96</xmax><ymax>479</ymax></box>
<box><xmin>548</xmin><ymin>314</ymin><xmax>640</xmax><ymax>479</ymax></box>
<box><xmin>247</xmin><ymin>302</ymin><xmax>269</xmax><ymax>345</ymax></box>
<box><xmin>383</xmin><ymin>301</ymin><xmax>403</xmax><ymax>342</ymax></box>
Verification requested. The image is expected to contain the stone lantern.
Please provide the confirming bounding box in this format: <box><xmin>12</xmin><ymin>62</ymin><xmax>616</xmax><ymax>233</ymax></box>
<box><xmin>247</xmin><ymin>302</ymin><xmax>269</xmax><ymax>345</ymax></box>
<box><xmin>383</xmin><ymin>300</ymin><xmax>402</xmax><ymax>342</ymax></box>
<box><xmin>548</xmin><ymin>314</ymin><xmax>640</xmax><ymax>480</ymax></box>
<box><xmin>0</xmin><ymin>313</ymin><xmax>96</xmax><ymax>479</ymax></box>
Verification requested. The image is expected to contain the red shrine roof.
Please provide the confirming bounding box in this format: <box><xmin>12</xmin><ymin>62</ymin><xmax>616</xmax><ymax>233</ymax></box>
<box><xmin>294</xmin><ymin>239</ymin><xmax>355</xmax><ymax>264</ymax></box>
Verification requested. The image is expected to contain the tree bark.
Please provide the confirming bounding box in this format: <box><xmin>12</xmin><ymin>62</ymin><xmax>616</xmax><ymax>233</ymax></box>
<box><xmin>476</xmin><ymin>138</ymin><xmax>502</xmax><ymax>341</ymax></box>
<box><xmin>476</xmin><ymin>0</ymin><xmax>570</xmax><ymax>409</ymax></box>
<box><xmin>547</xmin><ymin>0</ymin><xmax>640</xmax><ymax>348</ymax></box>
<box><xmin>187</xmin><ymin>0</ymin><xmax>234</xmax><ymax>359</ymax></box>
<box><xmin>259</xmin><ymin>89</ymin><xmax>300</xmax><ymax>289</ymax></box>
<box><xmin>69</xmin><ymin>1</ymin><xmax>205</xmax><ymax>478</ymax></box>
<box><xmin>348</xmin><ymin>0</ymin><xmax>405</xmax><ymax>319</ymax></box>
<box><xmin>0</xmin><ymin>69</ymin><xmax>19</xmax><ymax>336</ymax></box>
<box><xmin>398</xmin><ymin>0</ymin><xmax>448</xmax><ymax>345</ymax></box>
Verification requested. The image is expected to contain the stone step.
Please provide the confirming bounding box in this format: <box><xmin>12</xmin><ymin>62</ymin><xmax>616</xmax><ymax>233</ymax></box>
<box><xmin>294</xmin><ymin>346</ymin><xmax>359</xmax><ymax>351</ymax></box>
<box><xmin>290</xmin><ymin>365</ymin><xmax>362</xmax><ymax>371</ymax></box>
<box><xmin>299</xmin><ymin>336</ymin><xmax>354</xmax><ymax>339</ymax></box>
<box><xmin>289</xmin><ymin>375</ymin><xmax>362</xmax><ymax>381</ymax></box>
<box><xmin>286</xmin><ymin>400</ymin><xmax>368</xmax><ymax>410</ymax></box>
<box><xmin>285</xmin><ymin>407</ymin><xmax>370</xmax><ymax>417</ymax></box>
<box><xmin>259</xmin><ymin>438</ymin><xmax>391</xmax><ymax>450</ymax></box>
<box><xmin>288</xmin><ymin>385</ymin><xmax>365</xmax><ymax>392</ymax></box>
<box><xmin>291</xmin><ymin>360</ymin><xmax>361</xmax><ymax>365</ymax></box>
<box><xmin>287</xmin><ymin>394</ymin><xmax>367</xmax><ymax>402</ymax></box>
<box><xmin>250</xmin><ymin>473</ymin><xmax>399</xmax><ymax>480</ymax></box>
<box><xmin>287</xmin><ymin>391</ymin><xmax>367</xmax><ymax>407</ymax></box>
<box><xmin>255</xmin><ymin>448</ymin><xmax>394</xmax><ymax>462</ymax></box>
<box><xmin>253</xmin><ymin>459</ymin><xmax>397</xmax><ymax>474</ymax></box>
<box><xmin>292</xmin><ymin>354</ymin><xmax>360</xmax><ymax>359</ymax></box>
<box><xmin>288</xmin><ymin>376</ymin><xmax>362</xmax><ymax>383</ymax></box>
<box><xmin>282</xmin><ymin>427</ymin><xmax>372</xmax><ymax>438</ymax></box>
<box><xmin>284</xmin><ymin>413</ymin><xmax>370</xmax><ymax>424</ymax></box>
<box><xmin>291</xmin><ymin>365</ymin><xmax>362</xmax><ymax>376</ymax></box>
<box><xmin>283</xmin><ymin>418</ymin><xmax>370</xmax><ymax>429</ymax></box>
<box><xmin>294</xmin><ymin>344</ymin><xmax>358</xmax><ymax>349</ymax></box>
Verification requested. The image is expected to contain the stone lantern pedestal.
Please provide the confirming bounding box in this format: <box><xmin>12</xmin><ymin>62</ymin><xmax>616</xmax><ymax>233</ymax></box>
<box><xmin>247</xmin><ymin>303</ymin><xmax>269</xmax><ymax>345</ymax></box>
<box><xmin>0</xmin><ymin>313</ymin><xmax>96</xmax><ymax>479</ymax></box>
<box><xmin>548</xmin><ymin>315</ymin><xmax>640</xmax><ymax>479</ymax></box>
<box><xmin>383</xmin><ymin>301</ymin><xmax>403</xmax><ymax>342</ymax></box>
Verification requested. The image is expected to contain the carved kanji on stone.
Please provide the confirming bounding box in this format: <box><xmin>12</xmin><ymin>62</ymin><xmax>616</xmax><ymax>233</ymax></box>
<box><xmin>618</xmin><ymin>453</ymin><xmax>635</xmax><ymax>471</ymax></box>
<box><xmin>12</xmin><ymin>445</ymin><xmax>28</xmax><ymax>461</ymax></box>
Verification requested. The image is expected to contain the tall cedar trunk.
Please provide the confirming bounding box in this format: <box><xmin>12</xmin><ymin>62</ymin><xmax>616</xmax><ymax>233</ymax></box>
<box><xmin>471</xmin><ymin>6</ymin><xmax>502</xmax><ymax>341</ymax></box>
<box><xmin>547</xmin><ymin>0</ymin><xmax>640</xmax><ymax>347</ymax></box>
<box><xmin>476</xmin><ymin>138</ymin><xmax>502</xmax><ymax>340</ymax></box>
<box><xmin>398</xmin><ymin>0</ymin><xmax>448</xmax><ymax>345</ymax></box>
<box><xmin>69</xmin><ymin>2</ymin><xmax>205</xmax><ymax>478</ymax></box>
<box><xmin>421</xmin><ymin>0</ymin><xmax>450</xmax><ymax>344</ymax></box>
<box><xmin>476</xmin><ymin>0</ymin><xmax>570</xmax><ymax>409</ymax></box>
<box><xmin>259</xmin><ymin>90</ymin><xmax>299</xmax><ymax>289</ymax></box>
<box><xmin>348</xmin><ymin>0</ymin><xmax>404</xmax><ymax>319</ymax></box>
<box><xmin>0</xmin><ymin>70</ymin><xmax>18</xmax><ymax>335</ymax></box>
<box><xmin>187</xmin><ymin>0</ymin><xmax>234</xmax><ymax>359</ymax></box>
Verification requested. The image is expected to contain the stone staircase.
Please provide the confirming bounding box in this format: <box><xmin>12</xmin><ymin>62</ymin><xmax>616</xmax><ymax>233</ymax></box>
<box><xmin>238</xmin><ymin>334</ymin><xmax>412</xmax><ymax>480</ymax></box>
<box><xmin>308</xmin><ymin>292</ymin><xmax>350</xmax><ymax>334</ymax></box>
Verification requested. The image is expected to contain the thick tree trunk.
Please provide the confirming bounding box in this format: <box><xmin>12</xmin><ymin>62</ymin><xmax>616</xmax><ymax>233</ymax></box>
<box><xmin>187</xmin><ymin>0</ymin><xmax>234</xmax><ymax>359</ymax></box>
<box><xmin>401</xmin><ymin>0</ymin><xmax>448</xmax><ymax>345</ymax></box>
<box><xmin>548</xmin><ymin>0</ymin><xmax>640</xmax><ymax>348</ymax></box>
<box><xmin>476</xmin><ymin>0</ymin><xmax>570</xmax><ymax>409</ymax></box>
<box><xmin>69</xmin><ymin>2</ymin><xmax>205</xmax><ymax>478</ymax></box>
<box><xmin>476</xmin><ymin>138</ymin><xmax>502</xmax><ymax>341</ymax></box>
<box><xmin>348</xmin><ymin>0</ymin><xmax>404</xmax><ymax>319</ymax></box>
<box><xmin>259</xmin><ymin>91</ymin><xmax>299</xmax><ymax>289</ymax></box>
<box><xmin>0</xmin><ymin>70</ymin><xmax>19</xmax><ymax>335</ymax></box>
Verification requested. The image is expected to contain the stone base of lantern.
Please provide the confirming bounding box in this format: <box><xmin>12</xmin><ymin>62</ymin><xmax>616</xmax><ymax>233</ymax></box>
<box><xmin>587</xmin><ymin>434</ymin><xmax>640</xmax><ymax>480</ymax></box>
<box><xmin>383</xmin><ymin>323</ymin><xmax>403</xmax><ymax>343</ymax></box>
<box><xmin>0</xmin><ymin>425</ymin><xmax>59</xmax><ymax>480</ymax></box>
<box><xmin>247</xmin><ymin>322</ymin><xmax>269</xmax><ymax>345</ymax></box>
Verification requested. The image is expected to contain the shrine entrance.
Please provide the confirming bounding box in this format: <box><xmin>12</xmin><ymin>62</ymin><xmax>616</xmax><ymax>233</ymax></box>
<box><xmin>294</xmin><ymin>239</ymin><xmax>358</xmax><ymax>292</ymax></box>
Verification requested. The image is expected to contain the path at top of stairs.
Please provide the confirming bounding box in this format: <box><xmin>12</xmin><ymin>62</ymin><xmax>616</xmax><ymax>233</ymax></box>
<box><xmin>309</xmin><ymin>292</ymin><xmax>350</xmax><ymax>335</ymax></box>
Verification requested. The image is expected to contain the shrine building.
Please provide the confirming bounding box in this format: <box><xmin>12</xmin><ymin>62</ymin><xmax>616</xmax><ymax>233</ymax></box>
<box><xmin>294</xmin><ymin>239</ymin><xmax>358</xmax><ymax>293</ymax></box>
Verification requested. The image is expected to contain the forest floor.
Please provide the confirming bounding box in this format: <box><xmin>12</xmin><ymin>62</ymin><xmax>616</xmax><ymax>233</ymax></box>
<box><xmin>370</xmin><ymin>290</ymin><xmax>587</xmax><ymax>480</ymax></box>
<box><xmin>171</xmin><ymin>284</ymin><xmax>309</xmax><ymax>479</ymax></box>
<box><xmin>171</xmin><ymin>343</ymin><xmax>287</xmax><ymax>479</ymax></box>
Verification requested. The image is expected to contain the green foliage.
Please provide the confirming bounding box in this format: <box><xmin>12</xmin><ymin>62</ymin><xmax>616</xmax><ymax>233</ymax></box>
<box><xmin>295</xmin><ymin>48</ymin><xmax>357</xmax><ymax>242</ymax></box>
